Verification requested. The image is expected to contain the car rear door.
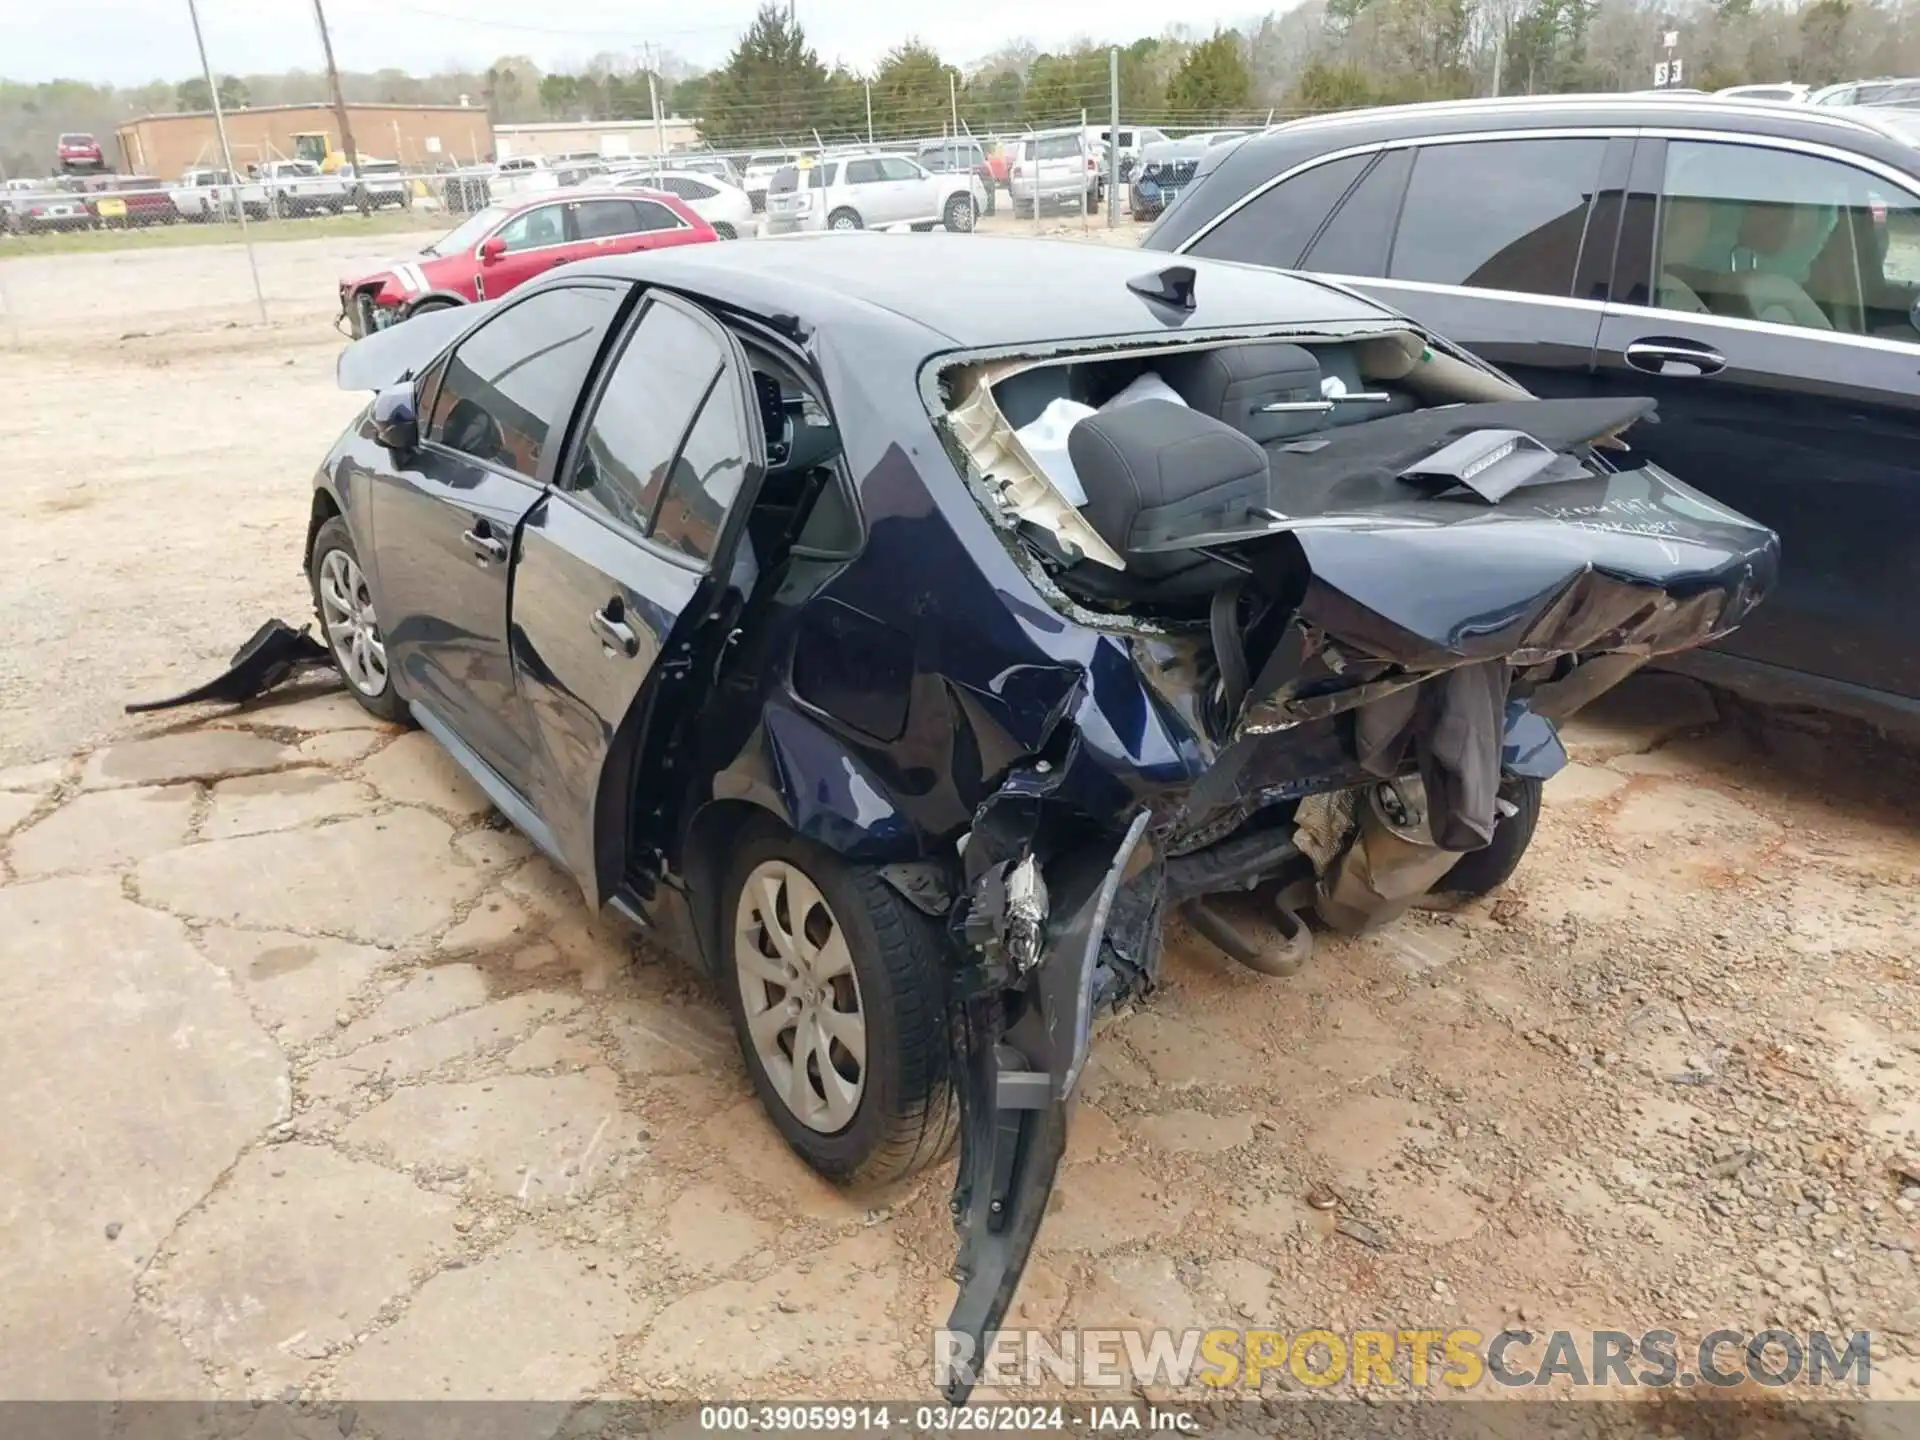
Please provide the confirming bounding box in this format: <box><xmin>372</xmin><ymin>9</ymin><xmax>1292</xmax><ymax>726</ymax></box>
<box><xmin>1589</xmin><ymin>132</ymin><xmax>1920</xmax><ymax>704</ymax></box>
<box><xmin>840</xmin><ymin>157</ymin><xmax>889</xmax><ymax>224</ymax></box>
<box><xmin>881</xmin><ymin>156</ymin><xmax>936</xmax><ymax>221</ymax></box>
<box><xmin>627</xmin><ymin>195</ymin><xmax>708</xmax><ymax>250</ymax></box>
<box><xmin>508</xmin><ymin>289</ymin><xmax>767</xmax><ymax>908</ymax></box>
<box><xmin>371</xmin><ymin>282</ymin><xmax>627</xmax><ymax>793</ymax></box>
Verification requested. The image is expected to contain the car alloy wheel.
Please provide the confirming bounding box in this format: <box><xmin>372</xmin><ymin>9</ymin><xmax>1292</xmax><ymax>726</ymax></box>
<box><xmin>828</xmin><ymin>209</ymin><xmax>861</xmax><ymax>232</ymax></box>
<box><xmin>733</xmin><ymin>858</ymin><xmax>867</xmax><ymax>1133</ymax></box>
<box><xmin>945</xmin><ymin>194</ymin><xmax>975</xmax><ymax>232</ymax></box>
<box><xmin>317</xmin><ymin>547</ymin><xmax>389</xmax><ymax>698</ymax></box>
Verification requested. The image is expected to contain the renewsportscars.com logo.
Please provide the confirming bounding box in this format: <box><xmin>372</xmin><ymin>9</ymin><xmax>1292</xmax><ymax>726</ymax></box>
<box><xmin>933</xmin><ymin>1327</ymin><xmax>1874</xmax><ymax>1393</ymax></box>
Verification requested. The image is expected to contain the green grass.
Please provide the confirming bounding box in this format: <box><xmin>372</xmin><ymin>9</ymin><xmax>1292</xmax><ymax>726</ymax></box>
<box><xmin>0</xmin><ymin>208</ymin><xmax>438</xmax><ymax>258</ymax></box>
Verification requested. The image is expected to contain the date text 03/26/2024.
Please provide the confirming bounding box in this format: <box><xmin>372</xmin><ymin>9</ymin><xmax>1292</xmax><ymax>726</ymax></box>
<box><xmin>698</xmin><ymin>1404</ymin><xmax>1197</xmax><ymax>1433</ymax></box>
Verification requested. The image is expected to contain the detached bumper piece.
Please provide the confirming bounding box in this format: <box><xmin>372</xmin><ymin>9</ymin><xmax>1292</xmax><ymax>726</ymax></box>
<box><xmin>125</xmin><ymin>619</ymin><xmax>332</xmax><ymax>714</ymax></box>
<box><xmin>942</xmin><ymin>807</ymin><xmax>1152</xmax><ymax>1405</ymax></box>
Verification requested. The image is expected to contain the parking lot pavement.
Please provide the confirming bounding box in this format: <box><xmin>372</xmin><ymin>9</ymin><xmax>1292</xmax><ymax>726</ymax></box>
<box><xmin>2</xmin><ymin>672</ymin><xmax>1918</xmax><ymax>1404</ymax></box>
<box><xmin>3</xmin><ymin>229</ymin><xmax>1919</xmax><ymax>1409</ymax></box>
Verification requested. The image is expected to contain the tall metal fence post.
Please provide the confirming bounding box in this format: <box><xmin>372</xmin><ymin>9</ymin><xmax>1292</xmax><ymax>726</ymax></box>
<box><xmin>186</xmin><ymin>0</ymin><xmax>267</xmax><ymax>324</ymax></box>
<box><xmin>1108</xmin><ymin>48</ymin><xmax>1120</xmax><ymax>229</ymax></box>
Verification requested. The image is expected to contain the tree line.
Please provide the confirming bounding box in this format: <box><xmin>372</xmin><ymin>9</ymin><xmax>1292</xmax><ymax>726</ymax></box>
<box><xmin>4</xmin><ymin>0</ymin><xmax>1918</xmax><ymax>175</ymax></box>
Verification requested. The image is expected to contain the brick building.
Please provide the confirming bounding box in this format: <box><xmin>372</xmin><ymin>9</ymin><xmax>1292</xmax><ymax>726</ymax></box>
<box><xmin>115</xmin><ymin>102</ymin><xmax>494</xmax><ymax>178</ymax></box>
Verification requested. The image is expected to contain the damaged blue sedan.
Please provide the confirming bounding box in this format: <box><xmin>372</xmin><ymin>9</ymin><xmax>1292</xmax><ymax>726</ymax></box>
<box><xmin>308</xmin><ymin>234</ymin><xmax>1775</xmax><ymax>1398</ymax></box>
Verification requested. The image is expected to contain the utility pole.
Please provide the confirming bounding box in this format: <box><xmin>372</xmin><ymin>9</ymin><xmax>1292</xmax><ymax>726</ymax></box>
<box><xmin>1107</xmin><ymin>46</ymin><xmax>1119</xmax><ymax>229</ymax></box>
<box><xmin>310</xmin><ymin>0</ymin><xmax>358</xmax><ymax>172</ymax></box>
<box><xmin>949</xmin><ymin>70</ymin><xmax>960</xmax><ymax>141</ymax></box>
<box><xmin>864</xmin><ymin>78</ymin><xmax>874</xmax><ymax>144</ymax></box>
<box><xmin>1491</xmin><ymin>30</ymin><xmax>1505</xmax><ymax>97</ymax></box>
<box><xmin>186</xmin><ymin>0</ymin><xmax>266</xmax><ymax>322</ymax></box>
<box><xmin>648</xmin><ymin>69</ymin><xmax>666</xmax><ymax>178</ymax></box>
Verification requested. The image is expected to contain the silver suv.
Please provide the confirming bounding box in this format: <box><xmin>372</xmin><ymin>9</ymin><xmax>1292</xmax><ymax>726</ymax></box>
<box><xmin>763</xmin><ymin>151</ymin><xmax>985</xmax><ymax>233</ymax></box>
<box><xmin>1008</xmin><ymin>128</ymin><xmax>1104</xmax><ymax>216</ymax></box>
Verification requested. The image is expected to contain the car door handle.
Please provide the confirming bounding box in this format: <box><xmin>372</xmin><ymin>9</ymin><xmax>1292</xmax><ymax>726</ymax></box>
<box><xmin>462</xmin><ymin>528</ymin><xmax>507</xmax><ymax>564</ymax></box>
<box><xmin>1624</xmin><ymin>339</ymin><xmax>1726</xmax><ymax>377</ymax></box>
<box><xmin>590</xmin><ymin>606</ymin><xmax>639</xmax><ymax>657</ymax></box>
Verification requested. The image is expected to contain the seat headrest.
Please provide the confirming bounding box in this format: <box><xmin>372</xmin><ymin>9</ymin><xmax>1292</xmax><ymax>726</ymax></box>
<box><xmin>1067</xmin><ymin>399</ymin><xmax>1269</xmax><ymax>560</ymax></box>
<box><xmin>1151</xmin><ymin>341</ymin><xmax>1325</xmax><ymax>444</ymax></box>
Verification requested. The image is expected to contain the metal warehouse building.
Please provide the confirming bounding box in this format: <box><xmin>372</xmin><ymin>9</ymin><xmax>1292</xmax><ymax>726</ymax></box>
<box><xmin>492</xmin><ymin>118</ymin><xmax>702</xmax><ymax>161</ymax></box>
<box><xmin>115</xmin><ymin>102</ymin><xmax>495</xmax><ymax>178</ymax></box>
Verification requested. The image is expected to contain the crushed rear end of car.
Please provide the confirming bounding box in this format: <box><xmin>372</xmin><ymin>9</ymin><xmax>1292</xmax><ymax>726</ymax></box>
<box><xmin>925</xmin><ymin>302</ymin><xmax>1777</xmax><ymax>1399</ymax></box>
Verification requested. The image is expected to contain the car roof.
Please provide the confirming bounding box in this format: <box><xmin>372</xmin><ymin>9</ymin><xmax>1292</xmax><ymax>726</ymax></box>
<box><xmin>1256</xmin><ymin>91</ymin><xmax>1905</xmax><ymax>144</ymax></box>
<box><xmin>1150</xmin><ymin>92</ymin><xmax>1920</xmax><ymax>247</ymax></box>
<box><xmin>568</xmin><ymin>232</ymin><xmax>1393</xmax><ymax>349</ymax></box>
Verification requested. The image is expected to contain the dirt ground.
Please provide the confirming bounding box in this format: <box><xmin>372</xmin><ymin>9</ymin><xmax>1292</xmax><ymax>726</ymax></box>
<box><xmin>2</xmin><ymin>229</ymin><xmax>1918</xmax><ymax>1424</ymax></box>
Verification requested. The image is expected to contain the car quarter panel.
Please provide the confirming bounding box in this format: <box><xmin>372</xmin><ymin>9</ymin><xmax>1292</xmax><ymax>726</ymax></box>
<box><xmin>684</xmin><ymin>305</ymin><xmax>1215</xmax><ymax>866</ymax></box>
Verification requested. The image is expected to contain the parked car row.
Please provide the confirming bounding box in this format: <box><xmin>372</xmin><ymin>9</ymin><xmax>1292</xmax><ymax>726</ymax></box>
<box><xmin>1144</xmin><ymin>92</ymin><xmax>1920</xmax><ymax>729</ymax></box>
<box><xmin>2</xmin><ymin>155</ymin><xmax>426</xmax><ymax>233</ymax></box>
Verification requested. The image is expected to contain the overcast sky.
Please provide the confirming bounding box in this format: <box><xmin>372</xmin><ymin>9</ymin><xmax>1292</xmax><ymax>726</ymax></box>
<box><xmin>6</xmin><ymin>0</ymin><xmax>1266</xmax><ymax>86</ymax></box>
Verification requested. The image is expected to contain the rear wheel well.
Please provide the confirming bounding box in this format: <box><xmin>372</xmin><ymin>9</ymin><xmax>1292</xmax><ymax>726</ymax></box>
<box><xmin>679</xmin><ymin>799</ymin><xmax>782</xmax><ymax>977</ymax></box>
<box><xmin>304</xmin><ymin>490</ymin><xmax>342</xmax><ymax>572</ymax></box>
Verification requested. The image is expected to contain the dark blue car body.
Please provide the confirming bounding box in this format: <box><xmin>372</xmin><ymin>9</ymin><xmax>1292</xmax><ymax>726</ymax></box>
<box><xmin>316</xmin><ymin>234</ymin><xmax>1776</xmax><ymax>1399</ymax></box>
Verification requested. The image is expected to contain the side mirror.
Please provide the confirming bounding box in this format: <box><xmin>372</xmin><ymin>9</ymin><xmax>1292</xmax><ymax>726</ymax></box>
<box><xmin>371</xmin><ymin>383</ymin><xmax>419</xmax><ymax>454</ymax></box>
<box><xmin>479</xmin><ymin>235</ymin><xmax>506</xmax><ymax>264</ymax></box>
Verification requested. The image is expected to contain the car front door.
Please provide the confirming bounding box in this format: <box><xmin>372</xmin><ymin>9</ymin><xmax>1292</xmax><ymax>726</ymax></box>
<box><xmin>371</xmin><ymin>282</ymin><xmax>627</xmax><ymax>791</ymax></box>
<box><xmin>1590</xmin><ymin>133</ymin><xmax>1920</xmax><ymax>704</ymax></box>
<box><xmin>473</xmin><ymin>201</ymin><xmax>569</xmax><ymax>301</ymax></box>
<box><xmin>509</xmin><ymin>289</ymin><xmax>767</xmax><ymax>906</ymax></box>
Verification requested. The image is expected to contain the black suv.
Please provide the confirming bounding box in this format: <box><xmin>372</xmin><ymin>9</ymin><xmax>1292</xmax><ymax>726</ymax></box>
<box><xmin>1146</xmin><ymin>95</ymin><xmax>1920</xmax><ymax>729</ymax></box>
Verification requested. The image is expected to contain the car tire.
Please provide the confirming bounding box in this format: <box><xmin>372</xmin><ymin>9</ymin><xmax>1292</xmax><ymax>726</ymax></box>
<box><xmin>1430</xmin><ymin>775</ymin><xmax>1542</xmax><ymax>898</ymax></box>
<box><xmin>721</xmin><ymin>823</ymin><xmax>958</xmax><ymax>1188</ymax></box>
<box><xmin>309</xmin><ymin>516</ymin><xmax>407</xmax><ymax>724</ymax></box>
<box><xmin>273</xmin><ymin>194</ymin><xmax>291</xmax><ymax>219</ymax></box>
<box><xmin>827</xmin><ymin>207</ymin><xmax>862</xmax><ymax>232</ymax></box>
<box><xmin>944</xmin><ymin>194</ymin><xmax>975</xmax><ymax>232</ymax></box>
<box><xmin>405</xmin><ymin>298</ymin><xmax>456</xmax><ymax>321</ymax></box>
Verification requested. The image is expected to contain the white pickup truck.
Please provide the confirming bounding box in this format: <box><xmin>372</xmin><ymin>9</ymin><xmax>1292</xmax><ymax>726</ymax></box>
<box><xmin>168</xmin><ymin>167</ymin><xmax>269</xmax><ymax>221</ymax></box>
<box><xmin>256</xmin><ymin>160</ymin><xmax>350</xmax><ymax>217</ymax></box>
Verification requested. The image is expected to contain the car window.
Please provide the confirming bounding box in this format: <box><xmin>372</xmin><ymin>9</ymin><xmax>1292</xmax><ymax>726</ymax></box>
<box><xmin>572</xmin><ymin>199</ymin><xmax>637</xmax><ymax>240</ymax></box>
<box><xmin>1388</xmin><ymin>138</ymin><xmax>1605</xmax><ymax>296</ymax></box>
<box><xmin>1037</xmin><ymin>135</ymin><xmax>1081</xmax><ymax>161</ymax></box>
<box><xmin>566</xmin><ymin>299</ymin><xmax>727</xmax><ymax>536</ymax></box>
<box><xmin>1188</xmin><ymin>153</ymin><xmax>1370</xmax><ymax>271</ymax></box>
<box><xmin>672</xmin><ymin>177</ymin><xmax>716</xmax><ymax>199</ymax></box>
<box><xmin>879</xmin><ymin>157</ymin><xmax>922</xmax><ymax>182</ymax></box>
<box><xmin>495</xmin><ymin>204</ymin><xmax>565</xmax><ymax>252</ymax></box>
<box><xmin>427</xmin><ymin>286</ymin><xmax>622</xmax><ymax>477</ymax></box>
<box><xmin>1303</xmin><ymin>148</ymin><xmax>1413</xmax><ymax>276</ymax></box>
<box><xmin>845</xmin><ymin>158</ymin><xmax>884</xmax><ymax>185</ymax></box>
<box><xmin>632</xmin><ymin>198</ymin><xmax>683</xmax><ymax>231</ymax></box>
<box><xmin>1652</xmin><ymin>139</ymin><xmax>1920</xmax><ymax>338</ymax></box>
<box><xmin>650</xmin><ymin>375</ymin><xmax>750</xmax><ymax>563</ymax></box>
